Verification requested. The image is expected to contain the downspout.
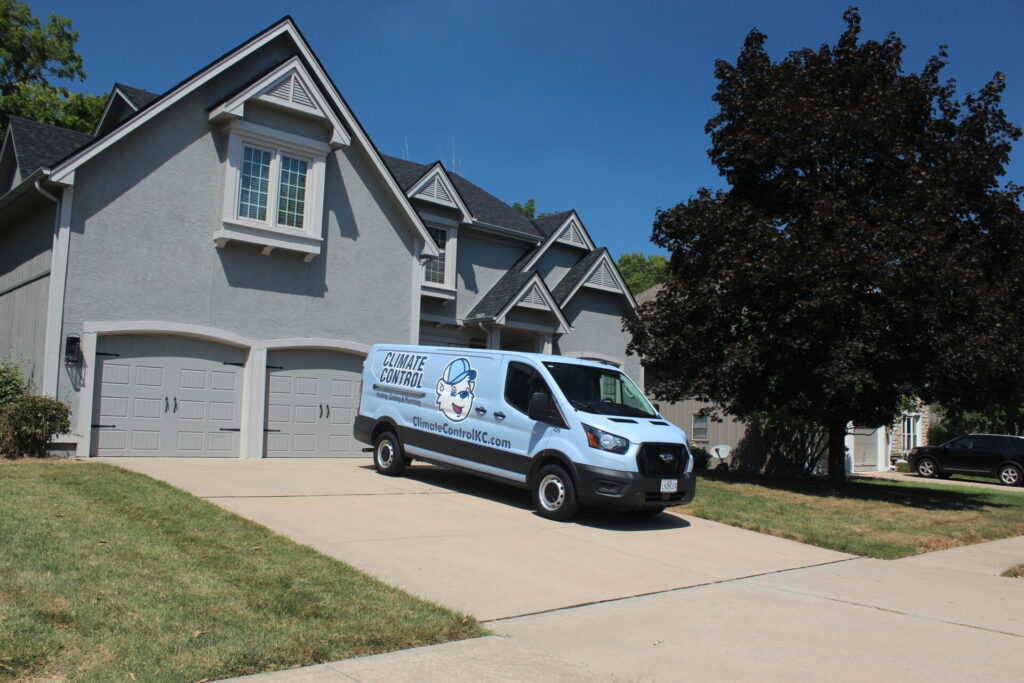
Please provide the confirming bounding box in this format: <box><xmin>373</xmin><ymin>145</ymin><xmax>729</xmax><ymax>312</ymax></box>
<box><xmin>34</xmin><ymin>173</ymin><xmax>66</xmax><ymax>399</ymax></box>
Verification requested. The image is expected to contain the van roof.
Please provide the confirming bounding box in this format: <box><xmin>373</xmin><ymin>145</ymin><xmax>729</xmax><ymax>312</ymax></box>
<box><xmin>370</xmin><ymin>344</ymin><xmax>623</xmax><ymax>372</ymax></box>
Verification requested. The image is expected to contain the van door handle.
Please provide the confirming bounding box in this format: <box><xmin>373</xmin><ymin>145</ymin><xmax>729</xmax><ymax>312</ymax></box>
<box><xmin>475</xmin><ymin>407</ymin><xmax>487</xmax><ymax>415</ymax></box>
<box><xmin>494</xmin><ymin>412</ymin><xmax>506</xmax><ymax>421</ymax></box>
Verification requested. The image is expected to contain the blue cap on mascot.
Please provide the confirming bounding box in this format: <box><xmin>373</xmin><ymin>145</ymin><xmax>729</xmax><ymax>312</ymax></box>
<box><xmin>443</xmin><ymin>358</ymin><xmax>477</xmax><ymax>385</ymax></box>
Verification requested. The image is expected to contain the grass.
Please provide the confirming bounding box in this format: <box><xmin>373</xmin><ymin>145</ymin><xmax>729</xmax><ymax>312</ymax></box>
<box><xmin>0</xmin><ymin>459</ymin><xmax>484</xmax><ymax>682</ymax></box>
<box><xmin>1004</xmin><ymin>565</ymin><xmax>1024</xmax><ymax>579</ymax></box>
<box><xmin>682</xmin><ymin>470</ymin><xmax>1024</xmax><ymax>559</ymax></box>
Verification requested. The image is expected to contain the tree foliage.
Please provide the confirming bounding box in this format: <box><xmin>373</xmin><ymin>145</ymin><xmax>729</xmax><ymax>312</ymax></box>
<box><xmin>616</xmin><ymin>252</ymin><xmax>669</xmax><ymax>295</ymax></box>
<box><xmin>626</xmin><ymin>8</ymin><xmax>1024</xmax><ymax>481</ymax></box>
<box><xmin>0</xmin><ymin>0</ymin><xmax>104</xmax><ymax>133</ymax></box>
<box><xmin>512</xmin><ymin>197</ymin><xmax>558</xmax><ymax>220</ymax></box>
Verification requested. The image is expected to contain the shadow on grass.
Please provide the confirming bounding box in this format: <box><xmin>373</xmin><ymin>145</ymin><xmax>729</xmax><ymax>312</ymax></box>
<box><xmin>699</xmin><ymin>469</ymin><xmax>1016</xmax><ymax>512</ymax></box>
<box><xmin>362</xmin><ymin>463</ymin><xmax>691</xmax><ymax>531</ymax></box>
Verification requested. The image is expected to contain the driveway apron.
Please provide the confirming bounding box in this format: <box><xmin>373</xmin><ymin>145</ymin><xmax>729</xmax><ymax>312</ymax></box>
<box><xmin>99</xmin><ymin>458</ymin><xmax>1024</xmax><ymax>682</ymax></box>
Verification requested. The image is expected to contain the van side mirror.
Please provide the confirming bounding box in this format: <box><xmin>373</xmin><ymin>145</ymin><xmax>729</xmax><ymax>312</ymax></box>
<box><xmin>527</xmin><ymin>392</ymin><xmax>552</xmax><ymax>422</ymax></box>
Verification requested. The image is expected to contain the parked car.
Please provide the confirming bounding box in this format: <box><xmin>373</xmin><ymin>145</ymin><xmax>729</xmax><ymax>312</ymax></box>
<box><xmin>908</xmin><ymin>434</ymin><xmax>1024</xmax><ymax>486</ymax></box>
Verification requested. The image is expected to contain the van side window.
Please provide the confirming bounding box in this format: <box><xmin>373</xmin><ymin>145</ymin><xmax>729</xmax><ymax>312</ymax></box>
<box><xmin>505</xmin><ymin>362</ymin><xmax>553</xmax><ymax>414</ymax></box>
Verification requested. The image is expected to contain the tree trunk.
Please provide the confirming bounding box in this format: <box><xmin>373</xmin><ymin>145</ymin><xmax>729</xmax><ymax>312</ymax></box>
<box><xmin>827</xmin><ymin>421</ymin><xmax>848</xmax><ymax>484</ymax></box>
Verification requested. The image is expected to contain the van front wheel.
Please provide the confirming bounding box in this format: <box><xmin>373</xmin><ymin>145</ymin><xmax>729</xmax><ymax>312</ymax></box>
<box><xmin>373</xmin><ymin>432</ymin><xmax>406</xmax><ymax>476</ymax></box>
<box><xmin>533</xmin><ymin>464</ymin><xmax>579</xmax><ymax>521</ymax></box>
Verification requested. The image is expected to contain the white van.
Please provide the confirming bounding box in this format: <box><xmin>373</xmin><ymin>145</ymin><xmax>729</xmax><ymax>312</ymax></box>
<box><xmin>354</xmin><ymin>345</ymin><xmax>695</xmax><ymax>520</ymax></box>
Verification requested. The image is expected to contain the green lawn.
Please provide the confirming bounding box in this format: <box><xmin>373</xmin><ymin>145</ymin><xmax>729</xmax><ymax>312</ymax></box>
<box><xmin>683</xmin><ymin>470</ymin><xmax>1024</xmax><ymax>559</ymax></box>
<box><xmin>0</xmin><ymin>460</ymin><xmax>483</xmax><ymax>682</ymax></box>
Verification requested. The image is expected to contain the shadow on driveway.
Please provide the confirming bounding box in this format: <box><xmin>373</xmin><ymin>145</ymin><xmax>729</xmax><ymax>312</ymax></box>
<box><xmin>360</xmin><ymin>463</ymin><xmax>691</xmax><ymax>531</ymax></box>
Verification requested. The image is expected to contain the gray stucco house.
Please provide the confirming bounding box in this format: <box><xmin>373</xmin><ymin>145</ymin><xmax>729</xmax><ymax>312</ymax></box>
<box><xmin>0</xmin><ymin>17</ymin><xmax>637</xmax><ymax>459</ymax></box>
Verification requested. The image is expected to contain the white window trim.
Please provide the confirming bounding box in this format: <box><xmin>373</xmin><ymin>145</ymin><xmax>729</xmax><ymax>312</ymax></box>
<box><xmin>422</xmin><ymin>224</ymin><xmax>457</xmax><ymax>291</ymax></box>
<box><xmin>215</xmin><ymin>120</ymin><xmax>329</xmax><ymax>260</ymax></box>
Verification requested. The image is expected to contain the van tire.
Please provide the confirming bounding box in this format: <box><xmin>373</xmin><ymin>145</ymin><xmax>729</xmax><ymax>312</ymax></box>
<box><xmin>373</xmin><ymin>432</ymin><xmax>406</xmax><ymax>476</ymax></box>
<box><xmin>532</xmin><ymin>464</ymin><xmax>579</xmax><ymax>521</ymax></box>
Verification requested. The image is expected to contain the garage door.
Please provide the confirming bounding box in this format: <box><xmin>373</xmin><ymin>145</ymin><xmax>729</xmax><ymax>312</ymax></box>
<box><xmin>265</xmin><ymin>349</ymin><xmax>362</xmax><ymax>457</ymax></box>
<box><xmin>92</xmin><ymin>335</ymin><xmax>244</xmax><ymax>456</ymax></box>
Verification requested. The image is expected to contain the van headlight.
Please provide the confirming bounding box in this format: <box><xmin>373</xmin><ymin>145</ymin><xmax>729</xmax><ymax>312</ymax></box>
<box><xmin>583</xmin><ymin>424</ymin><xmax>629</xmax><ymax>454</ymax></box>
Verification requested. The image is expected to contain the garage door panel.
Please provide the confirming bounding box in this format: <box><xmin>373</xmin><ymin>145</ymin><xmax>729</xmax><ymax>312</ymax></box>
<box><xmin>135</xmin><ymin>366</ymin><xmax>164</xmax><ymax>386</ymax></box>
<box><xmin>132</xmin><ymin>431</ymin><xmax>160</xmax><ymax>451</ymax></box>
<box><xmin>265</xmin><ymin>349</ymin><xmax>362</xmax><ymax>457</ymax></box>
<box><xmin>133</xmin><ymin>398</ymin><xmax>162</xmax><ymax>419</ymax></box>
<box><xmin>92</xmin><ymin>335</ymin><xmax>242</xmax><ymax>457</ymax></box>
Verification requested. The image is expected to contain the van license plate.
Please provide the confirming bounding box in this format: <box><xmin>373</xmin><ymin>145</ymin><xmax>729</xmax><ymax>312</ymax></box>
<box><xmin>660</xmin><ymin>479</ymin><xmax>678</xmax><ymax>493</ymax></box>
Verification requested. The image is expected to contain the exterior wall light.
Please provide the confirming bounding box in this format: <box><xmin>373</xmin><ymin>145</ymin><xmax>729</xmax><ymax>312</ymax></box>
<box><xmin>64</xmin><ymin>334</ymin><xmax>82</xmax><ymax>364</ymax></box>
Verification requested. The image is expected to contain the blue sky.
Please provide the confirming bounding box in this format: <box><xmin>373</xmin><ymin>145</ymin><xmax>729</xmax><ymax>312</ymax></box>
<box><xmin>30</xmin><ymin>0</ymin><xmax>1024</xmax><ymax>258</ymax></box>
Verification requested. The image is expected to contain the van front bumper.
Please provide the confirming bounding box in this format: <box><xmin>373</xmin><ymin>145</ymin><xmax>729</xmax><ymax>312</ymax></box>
<box><xmin>574</xmin><ymin>464</ymin><xmax>696</xmax><ymax>509</ymax></box>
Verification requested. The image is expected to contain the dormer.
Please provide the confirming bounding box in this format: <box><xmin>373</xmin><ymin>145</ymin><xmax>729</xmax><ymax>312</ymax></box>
<box><xmin>209</xmin><ymin>57</ymin><xmax>352</xmax><ymax>260</ymax></box>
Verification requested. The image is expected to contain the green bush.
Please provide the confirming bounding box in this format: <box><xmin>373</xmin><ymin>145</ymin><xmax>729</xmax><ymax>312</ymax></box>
<box><xmin>1</xmin><ymin>394</ymin><xmax>70</xmax><ymax>458</ymax></box>
<box><xmin>690</xmin><ymin>445</ymin><xmax>711</xmax><ymax>470</ymax></box>
<box><xmin>0</xmin><ymin>359</ymin><xmax>27</xmax><ymax>407</ymax></box>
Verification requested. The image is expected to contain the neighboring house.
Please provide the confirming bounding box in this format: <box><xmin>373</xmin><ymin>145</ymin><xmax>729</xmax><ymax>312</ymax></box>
<box><xmin>0</xmin><ymin>17</ymin><xmax>637</xmax><ymax>459</ymax></box>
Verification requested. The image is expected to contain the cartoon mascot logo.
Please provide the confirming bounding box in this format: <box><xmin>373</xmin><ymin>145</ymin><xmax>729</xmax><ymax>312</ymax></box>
<box><xmin>436</xmin><ymin>357</ymin><xmax>477</xmax><ymax>422</ymax></box>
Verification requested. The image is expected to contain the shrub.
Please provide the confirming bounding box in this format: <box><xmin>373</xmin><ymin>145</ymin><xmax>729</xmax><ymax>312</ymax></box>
<box><xmin>0</xmin><ymin>359</ymin><xmax>27</xmax><ymax>408</ymax></box>
<box><xmin>690</xmin><ymin>445</ymin><xmax>711</xmax><ymax>470</ymax></box>
<box><xmin>1</xmin><ymin>394</ymin><xmax>70</xmax><ymax>458</ymax></box>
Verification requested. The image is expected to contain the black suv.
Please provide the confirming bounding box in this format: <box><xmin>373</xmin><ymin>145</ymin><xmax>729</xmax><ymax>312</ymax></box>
<box><xmin>908</xmin><ymin>434</ymin><xmax>1024</xmax><ymax>486</ymax></box>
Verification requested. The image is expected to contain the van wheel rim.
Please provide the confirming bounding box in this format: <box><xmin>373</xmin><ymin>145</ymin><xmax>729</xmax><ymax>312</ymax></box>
<box><xmin>539</xmin><ymin>474</ymin><xmax>565</xmax><ymax>511</ymax></box>
<box><xmin>377</xmin><ymin>442</ymin><xmax>394</xmax><ymax>468</ymax></box>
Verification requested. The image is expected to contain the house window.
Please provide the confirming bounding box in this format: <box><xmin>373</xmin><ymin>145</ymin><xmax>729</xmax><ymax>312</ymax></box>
<box><xmin>422</xmin><ymin>225</ymin><xmax>456</xmax><ymax>289</ymax></box>
<box><xmin>902</xmin><ymin>415</ymin><xmax>920</xmax><ymax>452</ymax></box>
<box><xmin>692</xmin><ymin>414</ymin><xmax>709</xmax><ymax>442</ymax></box>
<box><xmin>216</xmin><ymin>120</ymin><xmax>329</xmax><ymax>259</ymax></box>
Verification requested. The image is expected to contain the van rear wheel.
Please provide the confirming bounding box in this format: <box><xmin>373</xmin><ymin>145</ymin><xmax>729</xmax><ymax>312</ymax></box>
<box><xmin>373</xmin><ymin>431</ymin><xmax>406</xmax><ymax>476</ymax></box>
<box><xmin>532</xmin><ymin>464</ymin><xmax>579</xmax><ymax>521</ymax></box>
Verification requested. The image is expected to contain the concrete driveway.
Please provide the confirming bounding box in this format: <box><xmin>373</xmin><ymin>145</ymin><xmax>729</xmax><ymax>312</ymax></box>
<box><xmin>99</xmin><ymin>458</ymin><xmax>1024</xmax><ymax>681</ymax></box>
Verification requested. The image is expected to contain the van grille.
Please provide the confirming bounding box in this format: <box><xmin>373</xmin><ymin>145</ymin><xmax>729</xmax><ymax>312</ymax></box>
<box><xmin>637</xmin><ymin>443</ymin><xmax>687</xmax><ymax>477</ymax></box>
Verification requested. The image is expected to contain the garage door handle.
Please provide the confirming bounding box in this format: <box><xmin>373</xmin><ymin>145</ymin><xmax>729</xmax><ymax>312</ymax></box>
<box><xmin>164</xmin><ymin>397</ymin><xmax>169</xmax><ymax>413</ymax></box>
<box><xmin>173</xmin><ymin>397</ymin><xmax>178</xmax><ymax>413</ymax></box>
<box><xmin>319</xmin><ymin>404</ymin><xmax>323</xmax><ymax>418</ymax></box>
<box><xmin>326</xmin><ymin>404</ymin><xmax>330</xmax><ymax>419</ymax></box>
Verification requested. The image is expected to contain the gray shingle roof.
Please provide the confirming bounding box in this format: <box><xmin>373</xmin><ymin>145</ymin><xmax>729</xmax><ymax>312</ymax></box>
<box><xmin>551</xmin><ymin>248</ymin><xmax>608</xmax><ymax>305</ymax></box>
<box><xmin>381</xmin><ymin>155</ymin><xmax>544</xmax><ymax>240</ymax></box>
<box><xmin>6</xmin><ymin>116</ymin><xmax>94</xmax><ymax>179</ymax></box>
<box><xmin>116</xmin><ymin>84</ymin><xmax>160</xmax><ymax>110</ymax></box>
<box><xmin>531</xmin><ymin>210</ymin><xmax>573</xmax><ymax>237</ymax></box>
<box><xmin>466</xmin><ymin>270</ymin><xmax>536</xmax><ymax>320</ymax></box>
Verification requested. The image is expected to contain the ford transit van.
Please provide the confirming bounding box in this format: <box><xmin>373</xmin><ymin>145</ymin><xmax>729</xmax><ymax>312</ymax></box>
<box><xmin>354</xmin><ymin>345</ymin><xmax>695</xmax><ymax>520</ymax></box>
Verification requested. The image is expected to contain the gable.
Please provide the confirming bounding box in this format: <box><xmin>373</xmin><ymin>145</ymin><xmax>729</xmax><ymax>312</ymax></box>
<box><xmin>516</xmin><ymin>282</ymin><xmax>550</xmax><ymax>310</ymax></box>
<box><xmin>522</xmin><ymin>211</ymin><xmax>595</xmax><ymax>272</ymax></box>
<box><xmin>585</xmin><ymin>259</ymin><xmax>618</xmax><ymax>290</ymax></box>
<box><xmin>42</xmin><ymin>17</ymin><xmax>437</xmax><ymax>259</ymax></box>
<box><xmin>208</xmin><ymin>57</ymin><xmax>350</xmax><ymax>149</ymax></box>
<box><xmin>555</xmin><ymin>215</ymin><xmax>590</xmax><ymax>249</ymax></box>
<box><xmin>407</xmin><ymin>164</ymin><xmax>472</xmax><ymax>222</ymax></box>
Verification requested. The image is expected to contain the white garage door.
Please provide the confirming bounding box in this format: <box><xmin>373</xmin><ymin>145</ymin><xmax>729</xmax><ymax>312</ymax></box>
<box><xmin>92</xmin><ymin>335</ymin><xmax>244</xmax><ymax>457</ymax></box>
<box><xmin>265</xmin><ymin>349</ymin><xmax>362</xmax><ymax>457</ymax></box>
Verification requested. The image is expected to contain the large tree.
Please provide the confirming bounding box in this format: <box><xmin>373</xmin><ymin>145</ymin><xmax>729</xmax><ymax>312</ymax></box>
<box><xmin>627</xmin><ymin>8</ymin><xmax>1024</xmax><ymax>481</ymax></box>
<box><xmin>0</xmin><ymin>0</ymin><xmax>105</xmax><ymax>133</ymax></box>
<box><xmin>617</xmin><ymin>252</ymin><xmax>668</xmax><ymax>295</ymax></box>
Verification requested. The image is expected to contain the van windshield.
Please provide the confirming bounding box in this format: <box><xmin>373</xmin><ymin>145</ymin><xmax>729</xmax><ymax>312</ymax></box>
<box><xmin>543</xmin><ymin>362</ymin><xmax>657</xmax><ymax>418</ymax></box>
